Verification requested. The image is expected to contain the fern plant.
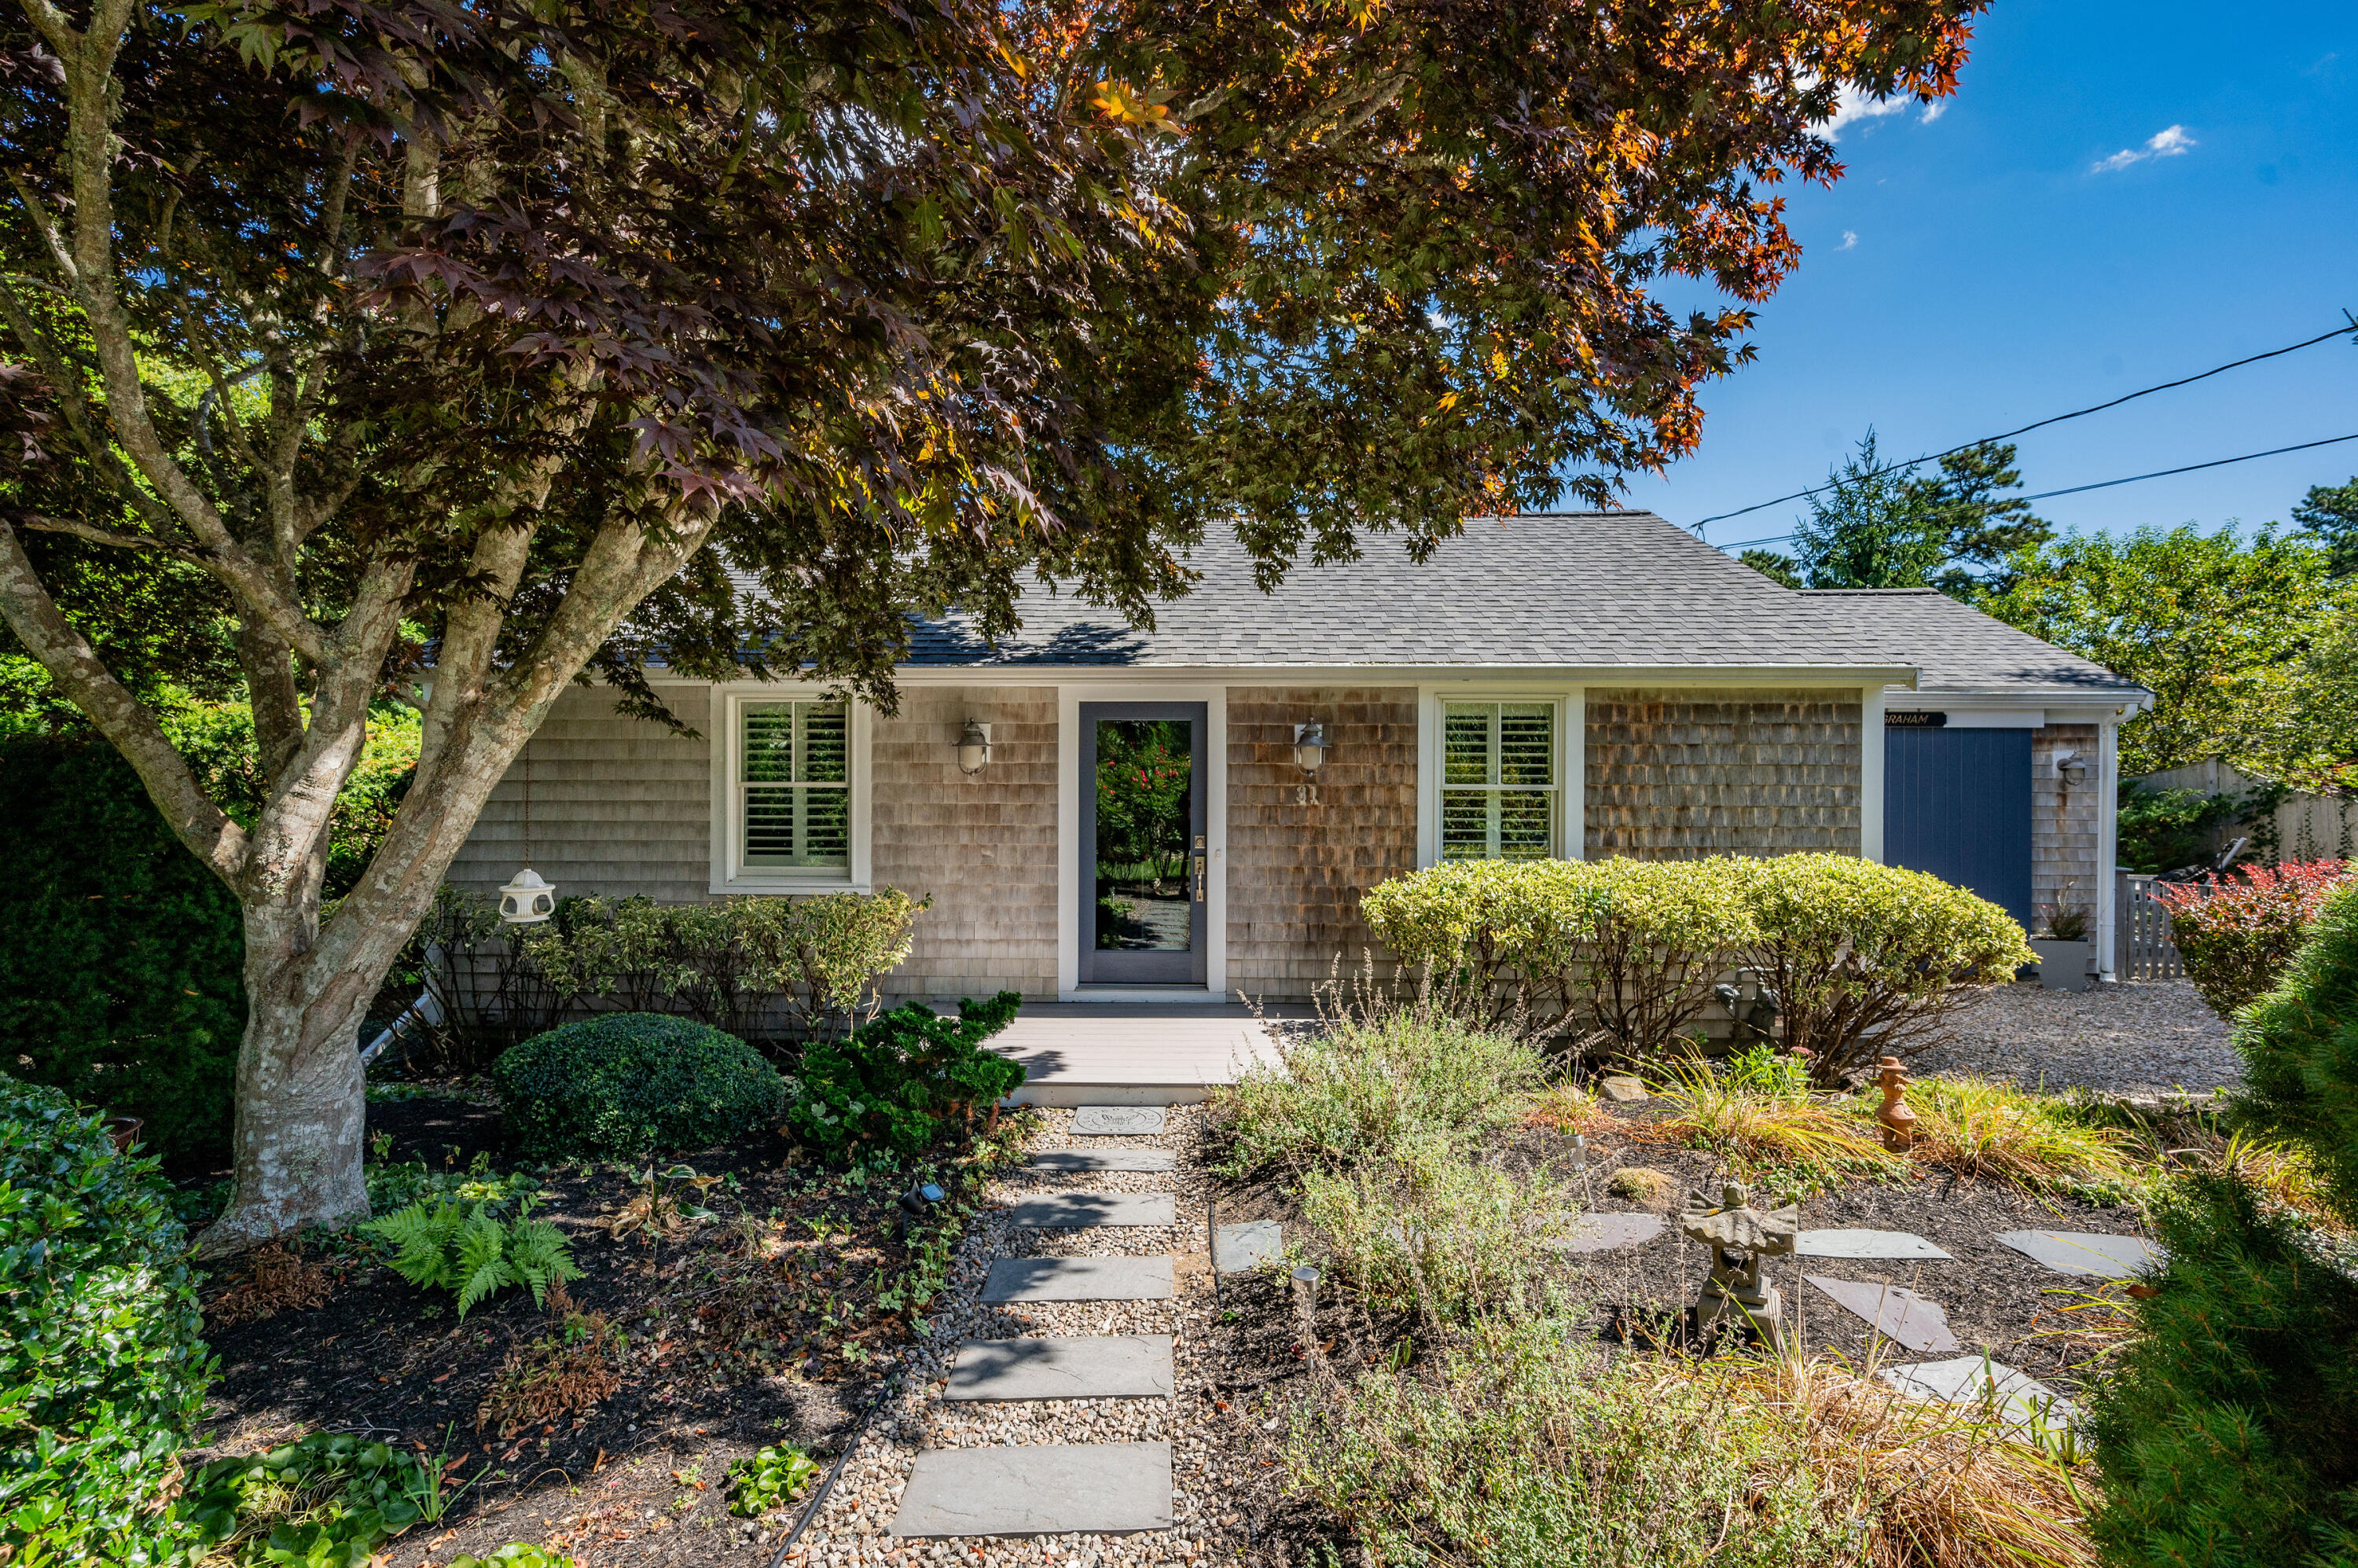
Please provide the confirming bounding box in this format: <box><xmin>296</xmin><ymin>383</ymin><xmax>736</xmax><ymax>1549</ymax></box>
<box><xmin>364</xmin><ymin>1195</ymin><xmax>581</xmax><ymax>1319</ymax></box>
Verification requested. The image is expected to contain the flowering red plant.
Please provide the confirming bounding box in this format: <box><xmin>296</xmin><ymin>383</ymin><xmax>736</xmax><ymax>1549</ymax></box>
<box><xmin>2154</xmin><ymin>859</ymin><xmax>2354</xmax><ymax>1017</ymax></box>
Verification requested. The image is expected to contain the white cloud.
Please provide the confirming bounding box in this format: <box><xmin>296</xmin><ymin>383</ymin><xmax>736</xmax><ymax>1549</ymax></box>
<box><xmin>1919</xmin><ymin>101</ymin><xmax>1948</xmax><ymax>126</ymax></box>
<box><xmin>2092</xmin><ymin>124</ymin><xmax>2196</xmax><ymax>174</ymax></box>
<box><xmin>1822</xmin><ymin>86</ymin><xmax>1913</xmax><ymax>139</ymax></box>
<box><xmin>1836</xmin><ymin>230</ymin><xmax>1858</xmax><ymax>252</ymax></box>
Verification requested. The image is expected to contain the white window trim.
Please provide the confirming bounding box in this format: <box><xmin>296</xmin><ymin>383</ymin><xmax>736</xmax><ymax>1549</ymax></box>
<box><xmin>709</xmin><ymin>682</ymin><xmax>873</xmax><ymax>894</ymax></box>
<box><xmin>1416</xmin><ymin>687</ymin><xmax>1583</xmax><ymax>866</ymax></box>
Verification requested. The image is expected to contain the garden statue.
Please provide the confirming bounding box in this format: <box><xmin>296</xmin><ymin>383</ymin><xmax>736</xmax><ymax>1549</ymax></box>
<box><xmin>1876</xmin><ymin>1056</ymin><xmax>1918</xmax><ymax>1152</ymax></box>
<box><xmin>1680</xmin><ymin>1183</ymin><xmax>1800</xmax><ymax>1352</ymax></box>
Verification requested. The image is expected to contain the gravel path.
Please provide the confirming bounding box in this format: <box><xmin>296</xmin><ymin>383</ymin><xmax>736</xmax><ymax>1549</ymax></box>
<box><xmin>784</xmin><ymin>1107</ymin><xmax>1249</xmax><ymax>1566</ymax></box>
<box><xmin>1912</xmin><ymin>979</ymin><xmax>2239</xmax><ymax>1098</ymax></box>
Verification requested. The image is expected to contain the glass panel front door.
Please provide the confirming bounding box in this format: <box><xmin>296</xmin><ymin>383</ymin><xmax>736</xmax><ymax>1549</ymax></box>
<box><xmin>1079</xmin><ymin>703</ymin><xmax>1207</xmax><ymax>986</ymax></box>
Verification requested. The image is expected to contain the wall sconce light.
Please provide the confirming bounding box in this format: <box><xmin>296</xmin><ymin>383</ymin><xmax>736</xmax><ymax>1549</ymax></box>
<box><xmin>1292</xmin><ymin>721</ymin><xmax>1330</xmax><ymax>775</ymax></box>
<box><xmin>2054</xmin><ymin>751</ymin><xmax>2088</xmax><ymax>786</ymax></box>
<box><xmin>957</xmin><ymin>719</ymin><xmax>992</xmax><ymax>776</ymax></box>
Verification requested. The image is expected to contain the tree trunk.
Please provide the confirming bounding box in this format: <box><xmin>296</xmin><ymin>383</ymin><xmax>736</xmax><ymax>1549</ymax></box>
<box><xmin>196</xmin><ymin>898</ymin><xmax>375</xmax><ymax>1256</ymax></box>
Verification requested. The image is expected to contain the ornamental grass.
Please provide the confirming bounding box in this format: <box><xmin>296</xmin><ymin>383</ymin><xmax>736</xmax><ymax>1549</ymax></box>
<box><xmin>1898</xmin><ymin>1077</ymin><xmax>2134</xmax><ymax>1199</ymax></box>
<box><xmin>1637</xmin><ymin>1057</ymin><xmax>1911</xmax><ymax>1192</ymax></box>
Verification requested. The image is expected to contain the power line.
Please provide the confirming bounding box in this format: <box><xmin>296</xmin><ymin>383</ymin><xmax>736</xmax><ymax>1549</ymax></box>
<box><xmin>1718</xmin><ymin>431</ymin><xmax>2358</xmax><ymax>552</ymax></box>
<box><xmin>1697</xmin><ymin>317</ymin><xmax>2358</xmax><ymax>531</ymax></box>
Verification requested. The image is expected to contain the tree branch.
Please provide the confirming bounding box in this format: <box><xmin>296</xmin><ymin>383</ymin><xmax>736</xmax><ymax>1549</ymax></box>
<box><xmin>0</xmin><ymin>521</ymin><xmax>247</xmax><ymax>885</ymax></box>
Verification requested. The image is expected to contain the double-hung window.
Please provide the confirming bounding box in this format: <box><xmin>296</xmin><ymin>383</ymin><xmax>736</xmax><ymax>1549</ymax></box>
<box><xmin>740</xmin><ymin>700</ymin><xmax>850</xmax><ymax>871</ymax></box>
<box><xmin>1441</xmin><ymin>701</ymin><xmax>1558</xmax><ymax>861</ymax></box>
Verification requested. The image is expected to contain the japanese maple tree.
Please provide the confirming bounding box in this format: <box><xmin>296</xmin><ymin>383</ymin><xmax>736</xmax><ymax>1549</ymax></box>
<box><xmin>0</xmin><ymin>0</ymin><xmax>1983</xmax><ymax>1248</ymax></box>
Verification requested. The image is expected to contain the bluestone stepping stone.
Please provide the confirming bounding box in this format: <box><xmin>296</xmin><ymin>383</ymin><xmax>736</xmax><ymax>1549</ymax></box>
<box><xmin>1880</xmin><ymin>1357</ymin><xmax>2080</xmax><ymax>1427</ymax></box>
<box><xmin>1805</xmin><ymin>1276</ymin><xmax>1962</xmax><ymax>1353</ymax></box>
<box><xmin>1552</xmin><ymin>1212</ymin><xmax>1666</xmax><ymax>1254</ymax></box>
<box><xmin>981</xmin><ymin>1256</ymin><xmax>1173</xmax><ymax>1302</ymax></box>
<box><xmin>946</xmin><ymin>1335</ymin><xmax>1174</xmax><ymax>1401</ymax></box>
<box><xmin>891</xmin><ymin>1442</ymin><xmax>1172</xmax><ymax>1537</ymax></box>
<box><xmin>1797</xmin><ymin>1228</ymin><xmax>1953</xmax><ymax>1260</ymax></box>
<box><xmin>1214</xmin><ymin>1220</ymin><xmax>1282</xmax><ymax>1274</ymax></box>
<box><xmin>1072</xmin><ymin>1106</ymin><xmax>1166</xmax><ymax>1136</ymax></box>
<box><xmin>1008</xmin><ymin>1191</ymin><xmax>1175</xmax><ymax>1228</ymax></box>
<box><xmin>1031</xmin><ymin>1148</ymin><xmax>1177</xmax><ymax>1173</ymax></box>
<box><xmin>1993</xmin><ymin>1230</ymin><xmax>2159</xmax><ymax>1280</ymax></box>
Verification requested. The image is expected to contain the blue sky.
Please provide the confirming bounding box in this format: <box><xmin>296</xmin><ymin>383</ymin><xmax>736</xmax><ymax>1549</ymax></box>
<box><xmin>1610</xmin><ymin>0</ymin><xmax>2358</xmax><ymax>553</ymax></box>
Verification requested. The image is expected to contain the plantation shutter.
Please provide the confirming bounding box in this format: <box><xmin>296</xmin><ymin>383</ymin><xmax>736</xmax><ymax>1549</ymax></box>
<box><xmin>1440</xmin><ymin>702</ymin><xmax>1555</xmax><ymax>861</ymax></box>
<box><xmin>742</xmin><ymin>701</ymin><xmax>850</xmax><ymax>868</ymax></box>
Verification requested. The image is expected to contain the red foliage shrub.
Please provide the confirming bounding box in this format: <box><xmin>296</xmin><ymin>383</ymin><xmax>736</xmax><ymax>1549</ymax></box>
<box><xmin>2154</xmin><ymin>859</ymin><xmax>2354</xmax><ymax>1018</ymax></box>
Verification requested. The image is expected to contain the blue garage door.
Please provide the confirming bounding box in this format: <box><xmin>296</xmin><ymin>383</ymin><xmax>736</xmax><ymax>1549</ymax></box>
<box><xmin>1885</xmin><ymin>727</ymin><xmax>2033</xmax><ymax>928</ymax></box>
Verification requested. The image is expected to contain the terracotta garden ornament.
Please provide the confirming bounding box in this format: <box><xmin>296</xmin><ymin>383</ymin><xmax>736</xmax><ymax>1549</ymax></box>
<box><xmin>1876</xmin><ymin>1056</ymin><xmax>1918</xmax><ymax>1152</ymax></box>
<box><xmin>1680</xmin><ymin>1183</ymin><xmax>1801</xmax><ymax>1353</ymax></box>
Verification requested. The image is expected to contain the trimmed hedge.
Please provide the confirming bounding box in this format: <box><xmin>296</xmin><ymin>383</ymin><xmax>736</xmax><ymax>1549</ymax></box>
<box><xmin>0</xmin><ymin>1074</ymin><xmax>213</xmax><ymax>1566</ymax></box>
<box><xmin>788</xmin><ymin>991</ymin><xmax>1025</xmax><ymax>1155</ymax></box>
<box><xmin>0</xmin><ymin>734</ymin><xmax>244</xmax><ymax>1161</ymax></box>
<box><xmin>493</xmin><ymin>1014</ymin><xmax>786</xmax><ymax>1161</ymax></box>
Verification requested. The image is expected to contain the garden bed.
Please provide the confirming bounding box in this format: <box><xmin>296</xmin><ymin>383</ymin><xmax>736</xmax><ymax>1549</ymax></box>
<box><xmin>182</xmin><ymin>1085</ymin><xmax>1033</xmax><ymax>1567</ymax></box>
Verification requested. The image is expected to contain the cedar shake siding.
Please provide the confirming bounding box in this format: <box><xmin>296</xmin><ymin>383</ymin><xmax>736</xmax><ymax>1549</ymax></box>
<box><xmin>1585</xmin><ymin>688</ymin><xmax>1863</xmax><ymax>859</ymax></box>
<box><xmin>1224</xmin><ymin>686</ymin><xmax>1420</xmax><ymax>999</ymax></box>
<box><xmin>869</xmin><ymin>685</ymin><xmax>1059</xmax><ymax>1000</ymax></box>
<box><xmin>2033</xmin><ymin>722</ymin><xmax>2102</xmax><ymax>926</ymax></box>
<box><xmin>448</xmin><ymin>683</ymin><xmax>713</xmax><ymax>903</ymax></box>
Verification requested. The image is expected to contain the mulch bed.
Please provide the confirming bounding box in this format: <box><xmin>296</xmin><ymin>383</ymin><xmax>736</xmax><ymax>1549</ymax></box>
<box><xmin>185</xmin><ymin>1088</ymin><xmax>1023</xmax><ymax>1567</ymax></box>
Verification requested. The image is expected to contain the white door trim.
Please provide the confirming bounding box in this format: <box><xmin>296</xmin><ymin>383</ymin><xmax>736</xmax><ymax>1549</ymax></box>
<box><xmin>1056</xmin><ymin>682</ymin><xmax>1228</xmax><ymax>1001</ymax></box>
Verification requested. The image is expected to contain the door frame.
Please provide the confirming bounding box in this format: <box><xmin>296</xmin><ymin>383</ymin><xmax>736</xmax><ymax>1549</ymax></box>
<box><xmin>1057</xmin><ymin>683</ymin><xmax>1226</xmax><ymax>1000</ymax></box>
<box><xmin>1078</xmin><ymin>702</ymin><xmax>1209</xmax><ymax>987</ymax></box>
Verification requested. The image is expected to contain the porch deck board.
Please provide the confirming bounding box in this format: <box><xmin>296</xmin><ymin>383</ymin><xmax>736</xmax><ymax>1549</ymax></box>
<box><xmin>982</xmin><ymin>1004</ymin><xmax>1300</xmax><ymax>1105</ymax></box>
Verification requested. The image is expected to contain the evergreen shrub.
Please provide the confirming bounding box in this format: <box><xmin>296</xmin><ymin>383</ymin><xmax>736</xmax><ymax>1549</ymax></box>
<box><xmin>493</xmin><ymin>1014</ymin><xmax>785</xmax><ymax>1160</ymax></box>
<box><xmin>0</xmin><ymin>1075</ymin><xmax>212</xmax><ymax>1566</ymax></box>
<box><xmin>786</xmin><ymin>991</ymin><xmax>1025</xmax><ymax>1155</ymax></box>
<box><xmin>2091</xmin><ymin>879</ymin><xmax>2358</xmax><ymax>1562</ymax></box>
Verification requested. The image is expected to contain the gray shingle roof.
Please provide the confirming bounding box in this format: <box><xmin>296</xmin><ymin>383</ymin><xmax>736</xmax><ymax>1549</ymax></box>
<box><xmin>907</xmin><ymin>512</ymin><xmax>1915</xmax><ymax>670</ymax></box>
<box><xmin>1801</xmin><ymin>588</ymin><xmax>2148</xmax><ymax>701</ymax></box>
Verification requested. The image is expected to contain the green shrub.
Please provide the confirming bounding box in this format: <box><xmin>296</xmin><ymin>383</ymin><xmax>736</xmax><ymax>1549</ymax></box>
<box><xmin>728</xmin><ymin>1443</ymin><xmax>821</xmax><ymax>1516</ymax></box>
<box><xmin>2090</xmin><ymin>879</ymin><xmax>2358</xmax><ymax>1561</ymax></box>
<box><xmin>0</xmin><ymin>733</ymin><xmax>244</xmax><ymax>1160</ymax></box>
<box><xmin>1359</xmin><ymin>857</ymin><xmax>1754</xmax><ymax>1056</ymax></box>
<box><xmin>364</xmin><ymin>1195</ymin><xmax>582</xmax><ymax>1318</ymax></box>
<box><xmin>0</xmin><ymin>1075</ymin><xmax>212</xmax><ymax>1567</ymax></box>
<box><xmin>1733</xmin><ymin>854</ymin><xmax>2033</xmax><ymax>1084</ymax></box>
<box><xmin>2154</xmin><ymin>858</ymin><xmax>2352</xmax><ymax>1021</ymax></box>
<box><xmin>786</xmin><ymin>992</ymin><xmax>1025</xmax><ymax>1155</ymax></box>
<box><xmin>1299</xmin><ymin>1137</ymin><xmax>1575</xmax><ymax>1323</ymax></box>
<box><xmin>178</xmin><ymin>1430</ymin><xmax>450</xmax><ymax>1566</ymax></box>
<box><xmin>1214</xmin><ymin>1007</ymin><xmax>1544</xmax><ymax>1177</ymax></box>
<box><xmin>493</xmin><ymin>1012</ymin><xmax>786</xmax><ymax>1160</ymax></box>
<box><xmin>2117</xmin><ymin>782</ymin><xmax>2260</xmax><ymax>876</ymax></box>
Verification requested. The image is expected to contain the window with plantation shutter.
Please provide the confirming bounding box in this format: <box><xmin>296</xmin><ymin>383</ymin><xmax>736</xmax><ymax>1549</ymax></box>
<box><xmin>1440</xmin><ymin>701</ymin><xmax>1556</xmax><ymax>861</ymax></box>
<box><xmin>741</xmin><ymin>701</ymin><xmax>850</xmax><ymax>869</ymax></box>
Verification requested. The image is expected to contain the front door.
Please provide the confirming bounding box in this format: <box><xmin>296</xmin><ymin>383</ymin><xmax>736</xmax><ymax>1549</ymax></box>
<box><xmin>1885</xmin><ymin>725</ymin><xmax>2034</xmax><ymax>929</ymax></box>
<box><xmin>1079</xmin><ymin>703</ymin><xmax>1208</xmax><ymax>986</ymax></box>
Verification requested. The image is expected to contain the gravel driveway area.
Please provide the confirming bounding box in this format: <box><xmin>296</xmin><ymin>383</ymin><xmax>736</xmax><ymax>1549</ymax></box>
<box><xmin>1912</xmin><ymin>979</ymin><xmax>2239</xmax><ymax>1098</ymax></box>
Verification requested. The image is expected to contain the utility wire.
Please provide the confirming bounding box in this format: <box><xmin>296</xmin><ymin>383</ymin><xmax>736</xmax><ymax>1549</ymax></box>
<box><xmin>1717</xmin><ymin>430</ymin><xmax>2358</xmax><ymax>553</ymax></box>
<box><xmin>1697</xmin><ymin>317</ymin><xmax>2358</xmax><ymax>531</ymax></box>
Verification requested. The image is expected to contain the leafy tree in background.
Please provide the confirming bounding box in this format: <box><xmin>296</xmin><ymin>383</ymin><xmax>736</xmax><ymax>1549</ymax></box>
<box><xmin>1743</xmin><ymin>432</ymin><xmax>2049</xmax><ymax>592</ymax></box>
<box><xmin>1978</xmin><ymin>525</ymin><xmax>2351</xmax><ymax>777</ymax></box>
<box><xmin>2293</xmin><ymin>476</ymin><xmax>2358</xmax><ymax>578</ymax></box>
<box><xmin>0</xmin><ymin>0</ymin><xmax>1985</xmax><ymax>1248</ymax></box>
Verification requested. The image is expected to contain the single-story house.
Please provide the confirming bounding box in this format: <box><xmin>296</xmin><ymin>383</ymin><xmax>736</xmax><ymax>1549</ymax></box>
<box><xmin>450</xmin><ymin>511</ymin><xmax>2151</xmax><ymax>1001</ymax></box>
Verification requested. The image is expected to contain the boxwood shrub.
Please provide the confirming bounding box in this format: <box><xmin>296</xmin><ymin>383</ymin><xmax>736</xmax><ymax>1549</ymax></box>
<box><xmin>0</xmin><ymin>1074</ymin><xmax>213</xmax><ymax>1566</ymax></box>
<box><xmin>493</xmin><ymin>1013</ymin><xmax>786</xmax><ymax>1160</ymax></box>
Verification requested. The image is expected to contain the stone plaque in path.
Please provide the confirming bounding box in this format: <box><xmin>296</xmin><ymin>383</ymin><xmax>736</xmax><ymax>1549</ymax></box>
<box><xmin>1804</xmin><ymin>1276</ymin><xmax>1961</xmax><ymax>1354</ymax></box>
<box><xmin>1552</xmin><ymin>1212</ymin><xmax>1665</xmax><ymax>1254</ymax></box>
<box><xmin>1214</xmin><ymin>1220</ymin><xmax>1281</xmax><ymax>1274</ymax></box>
<box><xmin>1993</xmin><ymin>1230</ymin><xmax>2158</xmax><ymax>1280</ymax></box>
<box><xmin>946</xmin><ymin>1335</ymin><xmax>1174</xmax><ymax>1401</ymax></box>
<box><xmin>1072</xmin><ymin>1106</ymin><xmax>1167</xmax><ymax>1136</ymax></box>
<box><xmin>1030</xmin><ymin>1149</ymin><xmax>1177</xmax><ymax>1173</ymax></box>
<box><xmin>1796</xmin><ymin>1229</ymin><xmax>1953</xmax><ymax>1260</ymax></box>
<box><xmin>981</xmin><ymin>1256</ymin><xmax>1174</xmax><ymax>1302</ymax></box>
<box><xmin>891</xmin><ymin>1442</ymin><xmax>1173</xmax><ymax>1536</ymax></box>
<box><xmin>1007</xmin><ymin>1192</ymin><xmax>1175</xmax><ymax>1229</ymax></box>
<box><xmin>1879</xmin><ymin>1357</ymin><xmax>2080</xmax><ymax>1427</ymax></box>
